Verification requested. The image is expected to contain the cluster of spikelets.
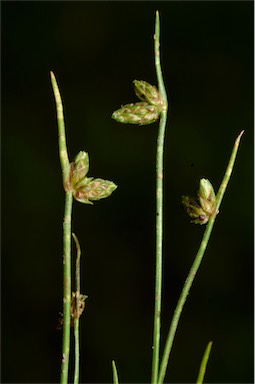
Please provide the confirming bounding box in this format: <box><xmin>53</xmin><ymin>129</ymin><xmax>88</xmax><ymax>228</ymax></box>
<box><xmin>182</xmin><ymin>178</ymin><xmax>217</xmax><ymax>225</ymax></box>
<box><xmin>68</xmin><ymin>151</ymin><xmax>117</xmax><ymax>205</ymax></box>
<box><xmin>112</xmin><ymin>80</ymin><xmax>164</xmax><ymax>125</ymax></box>
<box><xmin>112</xmin><ymin>81</ymin><xmax>217</xmax><ymax>225</ymax></box>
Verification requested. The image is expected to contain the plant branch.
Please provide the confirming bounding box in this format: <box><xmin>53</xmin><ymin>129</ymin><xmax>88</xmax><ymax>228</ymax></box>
<box><xmin>158</xmin><ymin>131</ymin><xmax>244</xmax><ymax>384</ymax></box>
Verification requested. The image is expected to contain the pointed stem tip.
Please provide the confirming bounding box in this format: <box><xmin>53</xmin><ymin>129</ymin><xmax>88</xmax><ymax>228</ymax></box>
<box><xmin>50</xmin><ymin>70</ymin><xmax>55</xmax><ymax>81</ymax></box>
<box><xmin>237</xmin><ymin>130</ymin><xmax>245</xmax><ymax>143</ymax></box>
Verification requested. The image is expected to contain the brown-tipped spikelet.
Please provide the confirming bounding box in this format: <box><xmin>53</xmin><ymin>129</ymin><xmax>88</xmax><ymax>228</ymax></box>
<box><xmin>69</xmin><ymin>152</ymin><xmax>117</xmax><ymax>204</ymax></box>
<box><xmin>198</xmin><ymin>178</ymin><xmax>216</xmax><ymax>216</ymax></box>
<box><xmin>133</xmin><ymin>80</ymin><xmax>164</xmax><ymax>110</ymax></box>
<box><xmin>182</xmin><ymin>178</ymin><xmax>217</xmax><ymax>225</ymax></box>
<box><xmin>182</xmin><ymin>195</ymin><xmax>209</xmax><ymax>225</ymax></box>
<box><xmin>69</xmin><ymin>151</ymin><xmax>89</xmax><ymax>189</ymax></box>
<box><xmin>73</xmin><ymin>178</ymin><xmax>117</xmax><ymax>205</ymax></box>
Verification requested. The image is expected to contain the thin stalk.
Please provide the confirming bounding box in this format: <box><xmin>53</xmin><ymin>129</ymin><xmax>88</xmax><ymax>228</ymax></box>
<box><xmin>72</xmin><ymin>233</ymin><xmax>82</xmax><ymax>384</ymax></box>
<box><xmin>196</xmin><ymin>341</ymin><xmax>213</xmax><ymax>384</ymax></box>
<box><xmin>50</xmin><ymin>71</ymin><xmax>70</xmax><ymax>189</ymax></box>
<box><xmin>61</xmin><ymin>191</ymin><xmax>73</xmax><ymax>384</ymax></box>
<box><xmin>215</xmin><ymin>131</ymin><xmax>244</xmax><ymax>211</ymax></box>
<box><xmin>50</xmin><ymin>71</ymin><xmax>72</xmax><ymax>384</ymax></box>
<box><xmin>154</xmin><ymin>12</ymin><xmax>168</xmax><ymax>107</ymax></box>
<box><xmin>112</xmin><ymin>360</ymin><xmax>120</xmax><ymax>384</ymax></box>
<box><xmin>158</xmin><ymin>130</ymin><xmax>244</xmax><ymax>384</ymax></box>
<box><xmin>151</xmin><ymin>11</ymin><xmax>168</xmax><ymax>384</ymax></box>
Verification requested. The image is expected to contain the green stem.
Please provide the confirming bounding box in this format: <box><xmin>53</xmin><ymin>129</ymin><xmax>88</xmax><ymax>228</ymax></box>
<box><xmin>50</xmin><ymin>71</ymin><xmax>73</xmax><ymax>384</ymax></box>
<box><xmin>196</xmin><ymin>341</ymin><xmax>213</xmax><ymax>384</ymax></box>
<box><xmin>154</xmin><ymin>12</ymin><xmax>168</xmax><ymax>109</ymax></box>
<box><xmin>151</xmin><ymin>11</ymin><xmax>168</xmax><ymax>384</ymax></box>
<box><xmin>61</xmin><ymin>191</ymin><xmax>73</xmax><ymax>384</ymax></box>
<box><xmin>74</xmin><ymin>316</ymin><xmax>79</xmax><ymax>384</ymax></box>
<box><xmin>50</xmin><ymin>71</ymin><xmax>70</xmax><ymax>189</ymax></box>
<box><xmin>72</xmin><ymin>233</ymin><xmax>81</xmax><ymax>384</ymax></box>
<box><xmin>158</xmin><ymin>131</ymin><xmax>244</xmax><ymax>384</ymax></box>
<box><xmin>112</xmin><ymin>360</ymin><xmax>120</xmax><ymax>384</ymax></box>
<box><xmin>215</xmin><ymin>131</ymin><xmax>244</xmax><ymax>211</ymax></box>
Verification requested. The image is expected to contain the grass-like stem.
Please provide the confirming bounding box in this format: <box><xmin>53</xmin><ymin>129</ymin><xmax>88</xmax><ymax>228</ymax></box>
<box><xmin>72</xmin><ymin>233</ymin><xmax>82</xmax><ymax>384</ymax></box>
<box><xmin>50</xmin><ymin>71</ymin><xmax>73</xmax><ymax>384</ymax></box>
<box><xmin>215</xmin><ymin>131</ymin><xmax>244</xmax><ymax>211</ymax></box>
<box><xmin>61</xmin><ymin>191</ymin><xmax>73</xmax><ymax>384</ymax></box>
<box><xmin>112</xmin><ymin>360</ymin><xmax>120</xmax><ymax>384</ymax></box>
<box><xmin>196</xmin><ymin>341</ymin><xmax>213</xmax><ymax>384</ymax></box>
<box><xmin>158</xmin><ymin>131</ymin><xmax>244</xmax><ymax>384</ymax></box>
<box><xmin>50</xmin><ymin>71</ymin><xmax>70</xmax><ymax>189</ymax></box>
<box><xmin>151</xmin><ymin>11</ymin><xmax>168</xmax><ymax>384</ymax></box>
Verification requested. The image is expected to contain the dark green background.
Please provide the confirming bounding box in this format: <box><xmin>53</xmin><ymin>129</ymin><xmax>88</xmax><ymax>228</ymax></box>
<box><xmin>2</xmin><ymin>1</ymin><xmax>253</xmax><ymax>383</ymax></box>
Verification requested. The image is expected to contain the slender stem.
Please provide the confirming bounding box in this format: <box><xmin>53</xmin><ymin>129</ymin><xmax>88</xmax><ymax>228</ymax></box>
<box><xmin>112</xmin><ymin>360</ymin><xmax>120</xmax><ymax>384</ymax></box>
<box><xmin>74</xmin><ymin>315</ymin><xmax>80</xmax><ymax>384</ymax></box>
<box><xmin>196</xmin><ymin>341</ymin><xmax>213</xmax><ymax>384</ymax></box>
<box><xmin>154</xmin><ymin>12</ymin><xmax>168</xmax><ymax>109</ymax></box>
<box><xmin>72</xmin><ymin>233</ymin><xmax>81</xmax><ymax>384</ymax></box>
<box><xmin>158</xmin><ymin>131</ymin><xmax>244</xmax><ymax>384</ymax></box>
<box><xmin>151</xmin><ymin>11</ymin><xmax>168</xmax><ymax>384</ymax></box>
<box><xmin>215</xmin><ymin>130</ymin><xmax>244</xmax><ymax>210</ymax></box>
<box><xmin>158</xmin><ymin>217</ymin><xmax>215</xmax><ymax>384</ymax></box>
<box><xmin>50</xmin><ymin>71</ymin><xmax>73</xmax><ymax>384</ymax></box>
<box><xmin>61</xmin><ymin>191</ymin><xmax>73</xmax><ymax>384</ymax></box>
<box><xmin>50</xmin><ymin>71</ymin><xmax>70</xmax><ymax>189</ymax></box>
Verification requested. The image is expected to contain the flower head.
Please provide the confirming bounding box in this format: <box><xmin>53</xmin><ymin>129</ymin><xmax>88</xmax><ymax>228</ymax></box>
<box><xmin>182</xmin><ymin>178</ymin><xmax>217</xmax><ymax>225</ymax></box>
<box><xmin>133</xmin><ymin>80</ymin><xmax>163</xmax><ymax>109</ymax></box>
<box><xmin>69</xmin><ymin>152</ymin><xmax>117</xmax><ymax>204</ymax></box>
<box><xmin>112</xmin><ymin>102</ymin><xmax>159</xmax><ymax>125</ymax></box>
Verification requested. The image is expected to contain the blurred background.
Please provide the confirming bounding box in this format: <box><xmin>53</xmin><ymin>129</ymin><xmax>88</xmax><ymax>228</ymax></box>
<box><xmin>2</xmin><ymin>1</ymin><xmax>253</xmax><ymax>383</ymax></box>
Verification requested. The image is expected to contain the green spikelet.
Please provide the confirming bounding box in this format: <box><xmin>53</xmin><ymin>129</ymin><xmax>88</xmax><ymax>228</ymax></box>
<box><xmin>112</xmin><ymin>102</ymin><xmax>159</xmax><ymax>125</ymax></box>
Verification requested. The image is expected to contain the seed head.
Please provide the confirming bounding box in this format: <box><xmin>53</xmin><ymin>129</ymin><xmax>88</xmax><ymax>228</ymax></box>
<box><xmin>198</xmin><ymin>178</ymin><xmax>216</xmax><ymax>216</ymax></box>
<box><xmin>182</xmin><ymin>179</ymin><xmax>217</xmax><ymax>225</ymax></box>
<box><xmin>182</xmin><ymin>195</ymin><xmax>209</xmax><ymax>225</ymax></box>
<box><xmin>73</xmin><ymin>178</ymin><xmax>117</xmax><ymax>205</ymax></box>
<box><xmin>69</xmin><ymin>151</ymin><xmax>89</xmax><ymax>189</ymax></box>
<box><xmin>112</xmin><ymin>102</ymin><xmax>159</xmax><ymax>125</ymax></box>
<box><xmin>133</xmin><ymin>80</ymin><xmax>164</xmax><ymax>110</ymax></box>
